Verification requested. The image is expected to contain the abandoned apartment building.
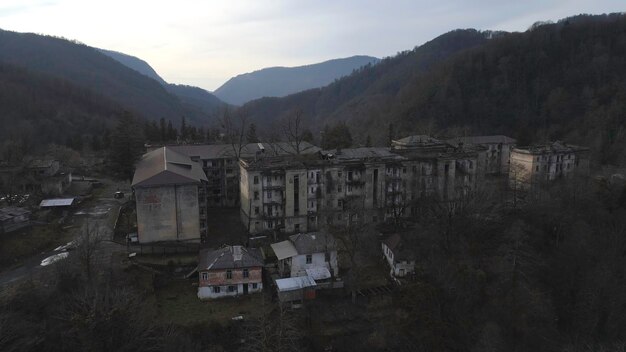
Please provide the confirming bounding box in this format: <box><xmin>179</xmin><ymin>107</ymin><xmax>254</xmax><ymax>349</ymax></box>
<box><xmin>132</xmin><ymin>147</ymin><xmax>208</xmax><ymax>244</ymax></box>
<box><xmin>240</xmin><ymin>135</ymin><xmax>492</xmax><ymax>234</ymax></box>
<box><xmin>509</xmin><ymin>141</ymin><xmax>591</xmax><ymax>191</ymax></box>
<box><xmin>164</xmin><ymin>141</ymin><xmax>320</xmax><ymax>207</ymax></box>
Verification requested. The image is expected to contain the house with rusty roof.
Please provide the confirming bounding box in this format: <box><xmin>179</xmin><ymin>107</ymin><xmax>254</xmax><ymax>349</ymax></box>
<box><xmin>197</xmin><ymin>245</ymin><xmax>264</xmax><ymax>299</ymax></box>
<box><xmin>131</xmin><ymin>147</ymin><xmax>208</xmax><ymax>243</ymax></box>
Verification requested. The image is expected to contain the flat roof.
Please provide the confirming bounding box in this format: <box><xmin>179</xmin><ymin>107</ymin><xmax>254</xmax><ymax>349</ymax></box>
<box><xmin>275</xmin><ymin>276</ymin><xmax>317</xmax><ymax>292</ymax></box>
<box><xmin>305</xmin><ymin>267</ymin><xmax>331</xmax><ymax>280</ymax></box>
<box><xmin>270</xmin><ymin>240</ymin><xmax>298</xmax><ymax>260</ymax></box>
<box><xmin>40</xmin><ymin>198</ymin><xmax>75</xmax><ymax>207</ymax></box>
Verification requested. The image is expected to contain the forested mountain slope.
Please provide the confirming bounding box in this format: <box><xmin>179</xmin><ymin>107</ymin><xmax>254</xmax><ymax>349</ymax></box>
<box><xmin>241</xmin><ymin>29</ymin><xmax>493</xmax><ymax>135</ymax></box>
<box><xmin>214</xmin><ymin>55</ymin><xmax>380</xmax><ymax>105</ymax></box>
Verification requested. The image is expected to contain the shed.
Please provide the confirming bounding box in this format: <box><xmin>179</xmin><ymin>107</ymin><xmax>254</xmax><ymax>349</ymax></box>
<box><xmin>39</xmin><ymin>198</ymin><xmax>75</xmax><ymax>208</ymax></box>
<box><xmin>275</xmin><ymin>276</ymin><xmax>317</xmax><ymax>303</ymax></box>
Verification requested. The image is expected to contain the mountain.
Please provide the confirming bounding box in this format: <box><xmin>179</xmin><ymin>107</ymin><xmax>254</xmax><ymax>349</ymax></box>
<box><xmin>241</xmin><ymin>29</ymin><xmax>493</xmax><ymax>134</ymax></box>
<box><xmin>99</xmin><ymin>49</ymin><xmax>227</xmax><ymax>118</ymax></box>
<box><xmin>97</xmin><ymin>48</ymin><xmax>167</xmax><ymax>85</ymax></box>
<box><xmin>0</xmin><ymin>29</ymin><xmax>224</xmax><ymax>126</ymax></box>
<box><xmin>240</xmin><ymin>14</ymin><xmax>626</xmax><ymax>166</ymax></box>
<box><xmin>213</xmin><ymin>55</ymin><xmax>380</xmax><ymax>105</ymax></box>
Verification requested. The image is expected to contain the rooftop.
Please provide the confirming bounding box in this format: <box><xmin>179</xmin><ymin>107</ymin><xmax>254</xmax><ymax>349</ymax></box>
<box><xmin>198</xmin><ymin>245</ymin><xmax>264</xmax><ymax>271</ymax></box>
<box><xmin>392</xmin><ymin>135</ymin><xmax>447</xmax><ymax>148</ymax></box>
<box><xmin>382</xmin><ymin>233</ymin><xmax>416</xmax><ymax>262</ymax></box>
<box><xmin>40</xmin><ymin>198</ymin><xmax>75</xmax><ymax>207</ymax></box>
<box><xmin>168</xmin><ymin>141</ymin><xmax>320</xmax><ymax>160</ymax></box>
<box><xmin>447</xmin><ymin>135</ymin><xmax>516</xmax><ymax>146</ymax></box>
<box><xmin>289</xmin><ymin>232</ymin><xmax>337</xmax><ymax>255</ymax></box>
<box><xmin>275</xmin><ymin>276</ymin><xmax>317</xmax><ymax>292</ymax></box>
<box><xmin>513</xmin><ymin>141</ymin><xmax>590</xmax><ymax>155</ymax></box>
<box><xmin>131</xmin><ymin>147</ymin><xmax>208</xmax><ymax>187</ymax></box>
<box><xmin>319</xmin><ymin>147</ymin><xmax>405</xmax><ymax>162</ymax></box>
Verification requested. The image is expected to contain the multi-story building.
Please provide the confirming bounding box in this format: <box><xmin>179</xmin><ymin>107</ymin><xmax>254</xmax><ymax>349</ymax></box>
<box><xmin>509</xmin><ymin>141</ymin><xmax>590</xmax><ymax>190</ymax></box>
<box><xmin>168</xmin><ymin>142</ymin><xmax>319</xmax><ymax>207</ymax></box>
<box><xmin>446</xmin><ymin>135</ymin><xmax>516</xmax><ymax>175</ymax></box>
<box><xmin>240</xmin><ymin>136</ymin><xmax>488</xmax><ymax>234</ymax></box>
<box><xmin>131</xmin><ymin>147</ymin><xmax>208</xmax><ymax>243</ymax></box>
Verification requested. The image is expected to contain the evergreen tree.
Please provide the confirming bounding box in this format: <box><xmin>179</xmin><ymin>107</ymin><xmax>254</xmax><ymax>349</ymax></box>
<box><xmin>246</xmin><ymin>123</ymin><xmax>259</xmax><ymax>143</ymax></box>
<box><xmin>159</xmin><ymin>118</ymin><xmax>166</xmax><ymax>143</ymax></box>
<box><xmin>365</xmin><ymin>135</ymin><xmax>372</xmax><ymax>147</ymax></box>
<box><xmin>109</xmin><ymin>112</ymin><xmax>145</xmax><ymax>181</ymax></box>
<box><xmin>321</xmin><ymin>123</ymin><xmax>352</xmax><ymax>149</ymax></box>
<box><xmin>167</xmin><ymin>120</ymin><xmax>177</xmax><ymax>142</ymax></box>
<box><xmin>180</xmin><ymin>116</ymin><xmax>188</xmax><ymax>141</ymax></box>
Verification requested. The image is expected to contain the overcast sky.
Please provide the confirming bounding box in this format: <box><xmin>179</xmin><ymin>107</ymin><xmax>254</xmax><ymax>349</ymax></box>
<box><xmin>0</xmin><ymin>0</ymin><xmax>623</xmax><ymax>91</ymax></box>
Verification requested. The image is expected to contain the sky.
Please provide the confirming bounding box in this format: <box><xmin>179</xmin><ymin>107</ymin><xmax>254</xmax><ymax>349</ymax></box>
<box><xmin>0</xmin><ymin>0</ymin><xmax>623</xmax><ymax>91</ymax></box>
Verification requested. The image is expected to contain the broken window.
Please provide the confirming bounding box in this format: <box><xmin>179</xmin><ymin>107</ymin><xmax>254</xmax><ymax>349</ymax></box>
<box><xmin>201</xmin><ymin>272</ymin><xmax>208</xmax><ymax>280</ymax></box>
<box><xmin>252</xmin><ymin>283</ymin><xmax>258</xmax><ymax>289</ymax></box>
<box><xmin>306</xmin><ymin>254</ymin><xmax>312</xmax><ymax>264</ymax></box>
<box><xmin>213</xmin><ymin>286</ymin><xmax>221</xmax><ymax>293</ymax></box>
<box><xmin>254</xmin><ymin>191</ymin><xmax>259</xmax><ymax>200</ymax></box>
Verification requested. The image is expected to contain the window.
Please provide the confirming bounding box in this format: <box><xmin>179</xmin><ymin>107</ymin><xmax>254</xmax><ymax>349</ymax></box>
<box><xmin>252</xmin><ymin>283</ymin><xmax>258</xmax><ymax>289</ymax></box>
<box><xmin>337</xmin><ymin>214</ymin><xmax>342</xmax><ymax>221</ymax></box>
<box><xmin>228</xmin><ymin>285</ymin><xmax>237</xmax><ymax>292</ymax></box>
<box><xmin>243</xmin><ymin>269</ymin><xmax>249</xmax><ymax>278</ymax></box>
<box><xmin>402</xmin><ymin>168</ymin><xmax>407</xmax><ymax>174</ymax></box>
<box><xmin>201</xmin><ymin>272</ymin><xmax>208</xmax><ymax>280</ymax></box>
<box><xmin>295</xmin><ymin>224</ymin><xmax>300</xmax><ymax>232</ymax></box>
<box><xmin>253</xmin><ymin>176</ymin><xmax>259</xmax><ymax>184</ymax></box>
<box><xmin>306</xmin><ymin>254</ymin><xmax>312</xmax><ymax>264</ymax></box>
<box><xmin>338</xmin><ymin>171</ymin><xmax>342</xmax><ymax>178</ymax></box>
<box><xmin>338</xmin><ymin>199</ymin><xmax>343</xmax><ymax>207</ymax></box>
<box><xmin>338</xmin><ymin>185</ymin><xmax>342</xmax><ymax>192</ymax></box>
<box><xmin>267</xmin><ymin>191</ymin><xmax>272</xmax><ymax>199</ymax></box>
<box><xmin>348</xmin><ymin>171</ymin><xmax>353</xmax><ymax>180</ymax></box>
<box><xmin>347</xmin><ymin>185</ymin><xmax>352</xmax><ymax>192</ymax></box>
<box><xmin>254</xmin><ymin>207</ymin><xmax>259</xmax><ymax>215</ymax></box>
<box><xmin>254</xmin><ymin>191</ymin><xmax>259</xmax><ymax>200</ymax></box>
<box><xmin>226</xmin><ymin>270</ymin><xmax>232</xmax><ymax>279</ymax></box>
<box><xmin>536</xmin><ymin>166</ymin><xmax>539</xmax><ymax>172</ymax></box>
<box><xmin>213</xmin><ymin>286</ymin><xmax>221</xmax><ymax>293</ymax></box>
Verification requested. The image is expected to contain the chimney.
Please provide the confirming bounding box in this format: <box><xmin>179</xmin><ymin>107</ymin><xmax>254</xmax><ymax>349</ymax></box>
<box><xmin>232</xmin><ymin>245</ymin><xmax>243</xmax><ymax>261</ymax></box>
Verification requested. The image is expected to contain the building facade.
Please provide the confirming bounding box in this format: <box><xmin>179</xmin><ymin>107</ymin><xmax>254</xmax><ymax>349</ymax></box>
<box><xmin>381</xmin><ymin>233</ymin><xmax>416</xmax><ymax>278</ymax></box>
<box><xmin>197</xmin><ymin>245</ymin><xmax>264</xmax><ymax>299</ymax></box>
<box><xmin>509</xmin><ymin>141</ymin><xmax>590</xmax><ymax>190</ymax></box>
<box><xmin>446</xmin><ymin>135</ymin><xmax>516</xmax><ymax>175</ymax></box>
<box><xmin>241</xmin><ymin>137</ymin><xmax>487</xmax><ymax>234</ymax></box>
<box><xmin>132</xmin><ymin>147</ymin><xmax>208</xmax><ymax>243</ymax></box>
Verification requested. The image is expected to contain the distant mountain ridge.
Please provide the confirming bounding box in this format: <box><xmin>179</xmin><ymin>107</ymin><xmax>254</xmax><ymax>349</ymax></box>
<box><xmin>97</xmin><ymin>48</ymin><xmax>168</xmax><ymax>85</ymax></box>
<box><xmin>213</xmin><ymin>55</ymin><xmax>380</xmax><ymax>105</ymax></box>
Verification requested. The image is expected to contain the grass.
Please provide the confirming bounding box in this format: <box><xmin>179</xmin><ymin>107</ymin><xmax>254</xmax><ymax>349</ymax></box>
<box><xmin>0</xmin><ymin>224</ymin><xmax>72</xmax><ymax>269</ymax></box>
<box><xmin>153</xmin><ymin>278</ymin><xmax>266</xmax><ymax>326</ymax></box>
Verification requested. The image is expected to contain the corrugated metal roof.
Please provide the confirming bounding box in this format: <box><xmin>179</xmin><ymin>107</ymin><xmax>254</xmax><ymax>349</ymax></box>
<box><xmin>169</xmin><ymin>142</ymin><xmax>320</xmax><ymax>160</ymax></box>
<box><xmin>270</xmin><ymin>240</ymin><xmax>298</xmax><ymax>260</ymax></box>
<box><xmin>276</xmin><ymin>276</ymin><xmax>317</xmax><ymax>292</ymax></box>
<box><xmin>39</xmin><ymin>198</ymin><xmax>75</xmax><ymax>207</ymax></box>
<box><xmin>132</xmin><ymin>147</ymin><xmax>208</xmax><ymax>187</ymax></box>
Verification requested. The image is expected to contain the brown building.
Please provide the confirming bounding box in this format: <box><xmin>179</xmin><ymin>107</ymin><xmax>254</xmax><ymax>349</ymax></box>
<box><xmin>132</xmin><ymin>147</ymin><xmax>208</xmax><ymax>243</ymax></box>
<box><xmin>197</xmin><ymin>245</ymin><xmax>264</xmax><ymax>299</ymax></box>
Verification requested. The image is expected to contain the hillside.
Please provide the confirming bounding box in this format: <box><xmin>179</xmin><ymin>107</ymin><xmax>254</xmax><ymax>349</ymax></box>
<box><xmin>214</xmin><ymin>55</ymin><xmax>380</xmax><ymax>105</ymax></box>
<box><xmin>97</xmin><ymin>48</ymin><xmax>168</xmax><ymax>85</ymax></box>
<box><xmin>0</xmin><ymin>29</ymin><xmax>222</xmax><ymax>126</ymax></box>
<box><xmin>241</xmin><ymin>29</ymin><xmax>492</xmax><ymax>134</ymax></box>
<box><xmin>0</xmin><ymin>62</ymin><xmax>121</xmax><ymax>155</ymax></box>
<box><xmin>99</xmin><ymin>49</ymin><xmax>227</xmax><ymax>118</ymax></box>
<box><xmin>240</xmin><ymin>14</ymin><xmax>626</xmax><ymax>166</ymax></box>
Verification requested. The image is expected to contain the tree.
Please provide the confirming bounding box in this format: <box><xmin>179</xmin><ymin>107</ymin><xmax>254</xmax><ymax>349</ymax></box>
<box><xmin>180</xmin><ymin>116</ymin><xmax>188</xmax><ymax>141</ymax></box>
<box><xmin>109</xmin><ymin>111</ymin><xmax>145</xmax><ymax>181</ymax></box>
<box><xmin>321</xmin><ymin>122</ymin><xmax>353</xmax><ymax>149</ymax></box>
<box><xmin>365</xmin><ymin>135</ymin><xmax>372</xmax><ymax>147</ymax></box>
<box><xmin>280</xmin><ymin>109</ymin><xmax>313</xmax><ymax>155</ymax></box>
<box><xmin>220</xmin><ymin>107</ymin><xmax>248</xmax><ymax>160</ymax></box>
<box><xmin>246</xmin><ymin>123</ymin><xmax>259</xmax><ymax>143</ymax></box>
<box><xmin>159</xmin><ymin>118</ymin><xmax>167</xmax><ymax>143</ymax></box>
<box><xmin>167</xmin><ymin>120</ymin><xmax>177</xmax><ymax>142</ymax></box>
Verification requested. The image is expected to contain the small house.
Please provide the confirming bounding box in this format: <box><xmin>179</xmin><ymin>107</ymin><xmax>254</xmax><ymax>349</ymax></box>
<box><xmin>271</xmin><ymin>231</ymin><xmax>338</xmax><ymax>279</ymax></box>
<box><xmin>197</xmin><ymin>245</ymin><xmax>264</xmax><ymax>300</ymax></box>
<box><xmin>275</xmin><ymin>276</ymin><xmax>317</xmax><ymax>305</ymax></box>
<box><xmin>381</xmin><ymin>233</ymin><xmax>416</xmax><ymax>278</ymax></box>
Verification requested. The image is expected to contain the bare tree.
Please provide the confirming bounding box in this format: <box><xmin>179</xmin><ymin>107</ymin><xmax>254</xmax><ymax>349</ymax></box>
<box><xmin>221</xmin><ymin>107</ymin><xmax>249</xmax><ymax>160</ymax></box>
<box><xmin>74</xmin><ymin>221</ymin><xmax>105</xmax><ymax>281</ymax></box>
<box><xmin>280</xmin><ymin>109</ymin><xmax>313</xmax><ymax>155</ymax></box>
